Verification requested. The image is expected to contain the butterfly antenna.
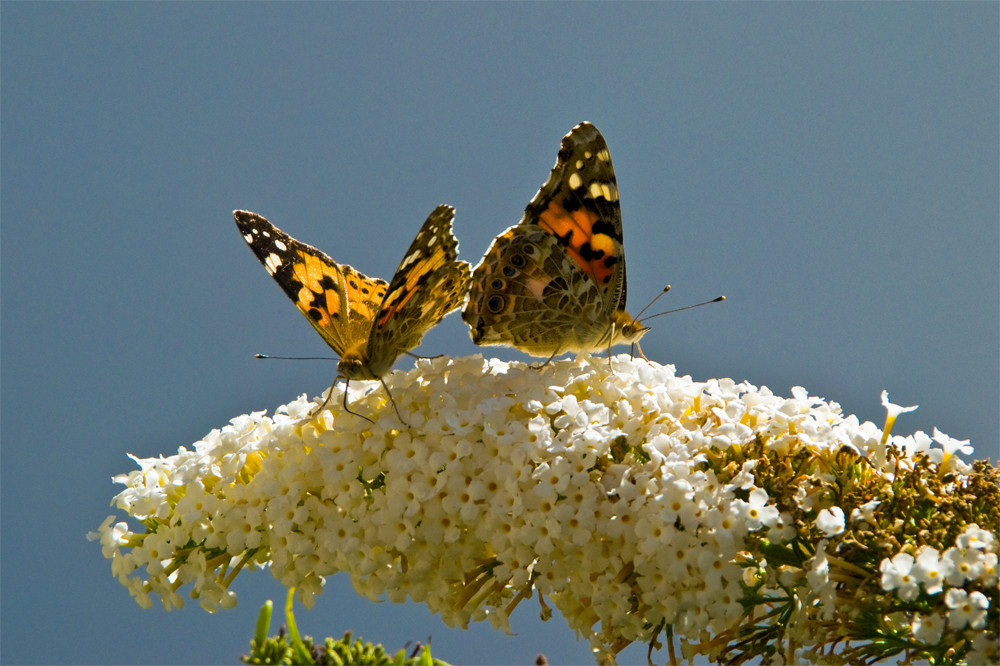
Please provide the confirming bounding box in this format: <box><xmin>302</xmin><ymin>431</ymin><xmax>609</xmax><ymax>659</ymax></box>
<box><xmin>256</xmin><ymin>353</ymin><xmax>339</xmax><ymax>361</ymax></box>
<box><xmin>632</xmin><ymin>284</ymin><xmax>672</xmax><ymax>320</ymax></box>
<box><xmin>257</xmin><ymin>355</ymin><xmax>379</xmax><ymax>423</ymax></box>
<box><xmin>639</xmin><ymin>295</ymin><xmax>726</xmax><ymax>323</ymax></box>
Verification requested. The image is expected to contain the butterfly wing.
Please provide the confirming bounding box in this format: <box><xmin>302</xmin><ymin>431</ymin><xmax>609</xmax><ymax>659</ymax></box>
<box><xmin>233</xmin><ymin>210</ymin><xmax>385</xmax><ymax>359</ymax></box>
<box><xmin>520</xmin><ymin>121</ymin><xmax>627</xmax><ymax>311</ymax></box>
<box><xmin>463</xmin><ymin>123</ymin><xmax>632</xmax><ymax>355</ymax></box>
<box><xmin>465</xmin><ymin>225</ymin><xmax>617</xmax><ymax>355</ymax></box>
<box><xmin>365</xmin><ymin>204</ymin><xmax>471</xmax><ymax>377</ymax></box>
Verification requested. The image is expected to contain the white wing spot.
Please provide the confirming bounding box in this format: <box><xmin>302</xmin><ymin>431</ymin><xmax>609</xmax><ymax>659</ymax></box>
<box><xmin>568</xmin><ymin>172</ymin><xmax>582</xmax><ymax>190</ymax></box>
<box><xmin>597</xmin><ymin>149</ymin><xmax>611</xmax><ymax>162</ymax></box>
<box><xmin>264</xmin><ymin>253</ymin><xmax>282</xmax><ymax>275</ymax></box>
<box><xmin>274</xmin><ymin>239</ymin><xmax>287</xmax><ymax>252</ymax></box>
<box><xmin>590</xmin><ymin>182</ymin><xmax>610</xmax><ymax>200</ymax></box>
<box><xmin>242</xmin><ymin>232</ymin><xmax>254</xmax><ymax>244</ymax></box>
<box><xmin>398</xmin><ymin>250</ymin><xmax>423</xmax><ymax>271</ymax></box>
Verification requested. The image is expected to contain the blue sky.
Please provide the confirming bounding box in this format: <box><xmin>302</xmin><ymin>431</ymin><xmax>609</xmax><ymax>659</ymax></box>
<box><xmin>2</xmin><ymin>4</ymin><xmax>997</xmax><ymax>664</ymax></box>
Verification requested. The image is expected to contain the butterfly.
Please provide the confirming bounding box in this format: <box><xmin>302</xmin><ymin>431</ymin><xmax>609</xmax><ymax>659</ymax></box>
<box><xmin>234</xmin><ymin>204</ymin><xmax>470</xmax><ymax>419</ymax></box>
<box><xmin>462</xmin><ymin>122</ymin><xmax>650</xmax><ymax>358</ymax></box>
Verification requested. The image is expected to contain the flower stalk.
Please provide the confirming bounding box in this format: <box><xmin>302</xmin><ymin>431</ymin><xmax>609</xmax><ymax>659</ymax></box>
<box><xmin>91</xmin><ymin>355</ymin><xmax>998</xmax><ymax>664</ymax></box>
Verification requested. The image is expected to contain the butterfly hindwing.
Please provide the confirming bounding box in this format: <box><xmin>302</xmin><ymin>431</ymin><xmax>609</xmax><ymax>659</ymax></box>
<box><xmin>467</xmin><ymin>225</ymin><xmax>613</xmax><ymax>355</ymax></box>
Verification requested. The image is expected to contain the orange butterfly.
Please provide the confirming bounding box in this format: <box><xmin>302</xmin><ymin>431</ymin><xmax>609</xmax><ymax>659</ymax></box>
<box><xmin>235</xmin><ymin>205</ymin><xmax>470</xmax><ymax>419</ymax></box>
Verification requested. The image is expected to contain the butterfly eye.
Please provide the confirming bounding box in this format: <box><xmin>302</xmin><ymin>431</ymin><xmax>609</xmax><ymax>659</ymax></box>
<box><xmin>490</xmin><ymin>278</ymin><xmax>505</xmax><ymax>290</ymax></box>
<box><xmin>486</xmin><ymin>295</ymin><xmax>506</xmax><ymax>314</ymax></box>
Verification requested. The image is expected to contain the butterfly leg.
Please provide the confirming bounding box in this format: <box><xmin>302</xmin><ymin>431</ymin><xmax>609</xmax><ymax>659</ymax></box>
<box><xmin>404</xmin><ymin>351</ymin><xmax>445</xmax><ymax>360</ymax></box>
<box><xmin>339</xmin><ymin>379</ymin><xmax>378</xmax><ymax>424</ymax></box>
<box><xmin>529</xmin><ymin>347</ymin><xmax>562</xmax><ymax>371</ymax></box>
<box><xmin>380</xmin><ymin>378</ymin><xmax>410</xmax><ymax>427</ymax></box>
<box><xmin>311</xmin><ymin>375</ymin><xmax>378</xmax><ymax>424</ymax></box>
<box><xmin>603</xmin><ymin>324</ymin><xmax>620</xmax><ymax>371</ymax></box>
<box><xmin>310</xmin><ymin>374</ymin><xmax>344</xmax><ymax>416</ymax></box>
<box><xmin>631</xmin><ymin>340</ymin><xmax>649</xmax><ymax>362</ymax></box>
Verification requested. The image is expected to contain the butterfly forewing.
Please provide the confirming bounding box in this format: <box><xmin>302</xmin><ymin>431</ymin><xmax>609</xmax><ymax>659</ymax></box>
<box><xmin>233</xmin><ymin>210</ymin><xmax>386</xmax><ymax>359</ymax></box>
<box><xmin>367</xmin><ymin>205</ymin><xmax>471</xmax><ymax>375</ymax></box>
<box><xmin>521</xmin><ymin>122</ymin><xmax>627</xmax><ymax>311</ymax></box>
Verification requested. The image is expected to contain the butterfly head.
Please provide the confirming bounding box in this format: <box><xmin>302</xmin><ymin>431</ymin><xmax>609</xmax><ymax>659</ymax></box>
<box><xmin>337</xmin><ymin>344</ymin><xmax>381</xmax><ymax>381</ymax></box>
<box><xmin>609</xmin><ymin>310</ymin><xmax>650</xmax><ymax>347</ymax></box>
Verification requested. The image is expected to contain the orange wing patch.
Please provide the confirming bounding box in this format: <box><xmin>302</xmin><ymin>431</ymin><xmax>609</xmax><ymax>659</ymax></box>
<box><xmin>290</xmin><ymin>252</ymin><xmax>339</xmax><ymax>328</ymax></box>
<box><xmin>234</xmin><ymin>205</ymin><xmax>469</xmax><ymax>388</ymax></box>
<box><xmin>375</xmin><ymin>284</ymin><xmax>418</xmax><ymax>328</ymax></box>
<box><xmin>537</xmin><ymin>195</ymin><xmax>619</xmax><ymax>287</ymax></box>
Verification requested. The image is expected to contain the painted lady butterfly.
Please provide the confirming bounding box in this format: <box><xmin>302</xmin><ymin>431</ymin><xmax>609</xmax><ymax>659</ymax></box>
<box><xmin>462</xmin><ymin>122</ymin><xmax>648</xmax><ymax>357</ymax></box>
<box><xmin>234</xmin><ymin>205</ymin><xmax>470</xmax><ymax>415</ymax></box>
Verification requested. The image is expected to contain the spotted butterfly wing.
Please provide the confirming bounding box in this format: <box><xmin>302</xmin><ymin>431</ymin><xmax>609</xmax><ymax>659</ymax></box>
<box><xmin>234</xmin><ymin>210</ymin><xmax>386</xmax><ymax>367</ymax></box>
<box><xmin>462</xmin><ymin>122</ymin><xmax>647</xmax><ymax>356</ymax></box>
<box><xmin>235</xmin><ymin>205</ymin><xmax>470</xmax><ymax>381</ymax></box>
<box><xmin>365</xmin><ymin>205</ymin><xmax>471</xmax><ymax>378</ymax></box>
<box><xmin>521</xmin><ymin>121</ymin><xmax>628</xmax><ymax>311</ymax></box>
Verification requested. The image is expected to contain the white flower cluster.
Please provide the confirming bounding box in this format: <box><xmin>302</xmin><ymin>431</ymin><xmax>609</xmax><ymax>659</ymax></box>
<box><xmin>879</xmin><ymin>525</ymin><xmax>998</xmax><ymax>662</ymax></box>
<box><xmin>92</xmin><ymin>354</ymin><xmax>995</xmax><ymax>662</ymax></box>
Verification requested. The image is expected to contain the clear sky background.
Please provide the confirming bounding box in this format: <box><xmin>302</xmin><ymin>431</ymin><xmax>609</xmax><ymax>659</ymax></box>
<box><xmin>2</xmin><ymin>4</ymin><xmax>997</xmax><ymax>665</ymax></box>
